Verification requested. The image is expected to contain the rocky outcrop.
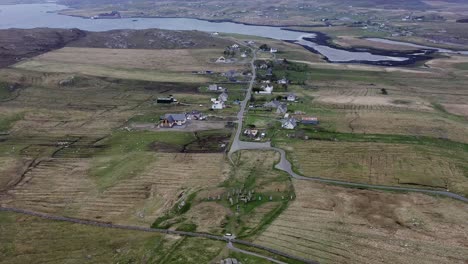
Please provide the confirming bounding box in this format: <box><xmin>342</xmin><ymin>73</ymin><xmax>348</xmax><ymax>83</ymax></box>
<box><xmin>0</xmin><ymin>28</ymin><xmax>86</xmax><ymax>68</ymax></box>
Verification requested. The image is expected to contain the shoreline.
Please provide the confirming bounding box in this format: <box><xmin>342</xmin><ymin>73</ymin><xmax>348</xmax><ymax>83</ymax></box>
<box><xmin>56</xmin><ymin>9</ymin><xmax>325</xmax><ymax>28</ymax></box>
<box><xmin>286</xmin><ymin>31</ymin><xmax>436</xmax><ymax>67</ymax></box>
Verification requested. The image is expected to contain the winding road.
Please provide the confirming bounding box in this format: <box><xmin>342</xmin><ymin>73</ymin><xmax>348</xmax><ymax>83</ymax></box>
<box><xmin>229</xmin><ymin>48</ymin><xmax>468</xmax><ymax>204</ymax></box>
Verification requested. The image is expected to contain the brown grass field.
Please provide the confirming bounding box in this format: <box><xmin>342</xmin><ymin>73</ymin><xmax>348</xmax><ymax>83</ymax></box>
<box><xmin>12</xmin><ymin>47</ymin><xmax>247</xmax><ymax>83</ymax></box>
<box><xmin>26</xmin><ymin>47</ymin><xmax>245</xmax><ymax>72</ymax></box>
<box><xmin>280</xmin><ymin>141</ymin><xmax>468</xmax><ymax>196</ymax></box>
<box><xmin>255</xmin><ymin>180</ymin><xmax>468</xmax><ymax>264</ymax></box>
<box><xmin>0</xmin><ymin>211</ymin><xmax>226</xmax><ymax>264</ymax></box>
<box><xmin>0</xmin><ymin>153</ymin><xmax>226</xmax><ymax>226</ymax></box>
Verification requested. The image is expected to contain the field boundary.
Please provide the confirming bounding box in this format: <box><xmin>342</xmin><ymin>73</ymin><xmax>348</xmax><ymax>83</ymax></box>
<box><xmin>0</xmin><ymin>206</ymin><xmax>318</xmax><ymax>264</ymax></box>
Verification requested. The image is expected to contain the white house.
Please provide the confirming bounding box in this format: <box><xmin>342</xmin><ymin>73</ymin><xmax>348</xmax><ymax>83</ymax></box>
<box><xmin>241</xmin><ymin>53</ymin><xmax>247</xmax><ymax>58</ymax></box>
<box><xmin>232</xmin><ymin>44</ymin><xmax>240</xmax><ymax>49</ymax></box>
<box><xmin>270</xmin><ymin>48</ymin><xmax>278</xmax><ymax>53</ymax></box>
<box><xmin>287</xmin><ymin>93</ymin><xmax>297</xmax><ymax>101</ymax></box>
<box><xmin>211</xmin><ymin>100</ymin><xmax>225</xmax><ymax>110</ymax></box>
<box><xmin>278</xmin><ymin>78</ymin><xmax>288</xmax><ymax>85</ymax></box>
<box><xmin>216</xmin><ymin>56</ymin><xmax>226</xmax><ymax>63</ymax></box>
<box><xmin>258</xmin><ymin>84</ymin><xmax>273</xmax><ymax>94</ymax></box>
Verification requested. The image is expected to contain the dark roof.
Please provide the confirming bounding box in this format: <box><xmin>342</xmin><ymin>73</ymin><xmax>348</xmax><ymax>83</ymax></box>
<box><xmin>164</xmin><ymin>114</ymin><xmax>186</xmax><ymax>122</ymax></box>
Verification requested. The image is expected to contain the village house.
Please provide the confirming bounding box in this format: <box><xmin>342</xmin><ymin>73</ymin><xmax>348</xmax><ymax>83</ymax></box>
<box><xmin>241</xmin><ymin>52</ymin><xmax>247</xmax><ymax>58</ymax></box>
<box><xmin>160</xmin><ymin>113</ymin><xmax>187</xmax><ymax>128</ymax></box>
<box><xmin>244</xmin><ymin>129</ymin><xmax>259</xmax><ymax>138</ymax></box>
<box><xmin>264</xmin><ymin>100</ymin><xmax>287</xmax><ymax>114</ymax></box>
<box><xmin>277</xmin><ymin>103</ymin><xmax>288</xmax><ymax>114</ymax></box>
<box><xmin>258</xmin><ymin>84</ymin><xmax>274</xmax><ymax>94</ymax></box>
<box><xmin>287</xmin><ymin>93</ymin><xmax>297</xmax><ymax>102</ymax></box>
<box><xmin>216</xmin><ymin>56</ymin><xmax>227</xmax><ymax>63</ymax></box>
<box><xmin>278</xmin><ymin>78</ymin><xmax>289</xmax><ymax>85</ymax></box>
<box><xmin>259</xmin><ymin>63</ymin><xmax>268</xmax><ymax>69</ymax></box>
<box><xmin>211</xmin><ymin>100</ymin><xmax>225</xmax><ymax>110</ymax></box>
<box><xmin>231</xmin><ymin>44</ymin><xmax>240</xmax><ymax>49</ymax></box>
<box><xmin>264</xmin><ymin>100</ymin><xmax>281</xmax><ymax>108</ymax></box>
<box><xmin>218</xmin><ymin>92</ymin><xmax>229</xmax><ymax>102</ymax></box>
<box><xmin>270</xmin><ymin>48</ymin><xmax>278</xmax><ymax>53</ymax></box>
<box><xmin>281</xmin><ymin>117</ymin><xmax>297</xmax><ymax>130</ymax></box>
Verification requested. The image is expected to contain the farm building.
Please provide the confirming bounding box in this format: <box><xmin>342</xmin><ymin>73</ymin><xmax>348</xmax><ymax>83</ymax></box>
<box><xmin>208</xmin><ymin>84</ymin><xmax>224</xmax><ymax>92</ymax></box>
<box><xmin>160</xmin><ymin>113</ymin><xmax>187</xmax><ymax>128</ymax></box>
<box><xmin>157</xmin><ymin>96</ymin><xmax>177</xmax><ymax>104</ymax></box>
<box><xmin>301</xmin><ymin>116</ymin><xmax>319</xmax><ymax>125</ymax></box>
<box><xmin>281</xmin><ymin>117</ymin><xmax>297</xmax><ymax>130</ymax></box>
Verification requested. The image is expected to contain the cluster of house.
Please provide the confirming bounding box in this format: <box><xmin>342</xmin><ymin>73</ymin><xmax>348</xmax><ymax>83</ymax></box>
<box><xmin>159</xmin><ymin>110</ymin><xmax>204</xmax><ymax>128</ymax></box>
<box><xmin>282</xmin><ymin>115</ymin><xmax>319</xmax><ymax>130</ymax></box>
<box><xmin>243</xmin><ymin>129</ymin><xmax>266</xmax><ymax>140</ymax></box>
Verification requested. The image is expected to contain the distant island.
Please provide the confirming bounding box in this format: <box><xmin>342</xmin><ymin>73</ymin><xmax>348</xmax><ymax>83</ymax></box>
<box><xmin>91</xmin><ymin>11</ymin><xmax>121</xmax><ymax>19</ymax></box>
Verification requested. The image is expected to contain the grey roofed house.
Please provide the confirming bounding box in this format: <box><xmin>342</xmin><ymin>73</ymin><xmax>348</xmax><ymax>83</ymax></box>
<box><xmin>264</xmin><ymin>100</ymin><xmax>282</xmax><ymax>108</ymax></box>
<box><xmin>162</xmin><ymin>113</ymin><xmax>187</xmax><ymax>127</ymax></box>
<box><xmin>160</xmin><ymin>113</ymin><xmax>187</xmax><ymax>128</ymax></box>
<box><xmin>276</xmin><ymin>103</ymin><xmax>288</xmax><ymax>114</ymax></box>
<box><xmin>281</xmin><ymin>117</ymin><xmax>297</xmax><ymax>129</ymax></box>
<box><xmin>165</xmin><ymin>113</ymin><xmax>186</xmax><ymax>122</ymax></box>
<box><xmin>218</xmin><ymin>92</ymin><xmax>228</xmax><ymax>102</ymax></box>
<box><xmin>208</xmin><ymin>84</ymin><xmax>218</xmax><ymax>91</ymax></box>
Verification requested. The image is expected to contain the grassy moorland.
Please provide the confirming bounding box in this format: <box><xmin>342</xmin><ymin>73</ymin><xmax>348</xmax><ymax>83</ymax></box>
<box><xmin>255</xmin><ymin>180</ymin><xmax>468</xmax><ymax>264</ymax></box>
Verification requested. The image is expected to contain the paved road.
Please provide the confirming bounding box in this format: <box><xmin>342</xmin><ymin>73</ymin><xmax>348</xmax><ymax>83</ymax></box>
<box><xmin>227</xmin><ymin>49</ymin><xmax>468</xmax><ymax>204</ymax></box>
<box><xmin>228</xmin><ymin>49</ymin><xmax>261</xmax><ymax>161</ymax></box>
